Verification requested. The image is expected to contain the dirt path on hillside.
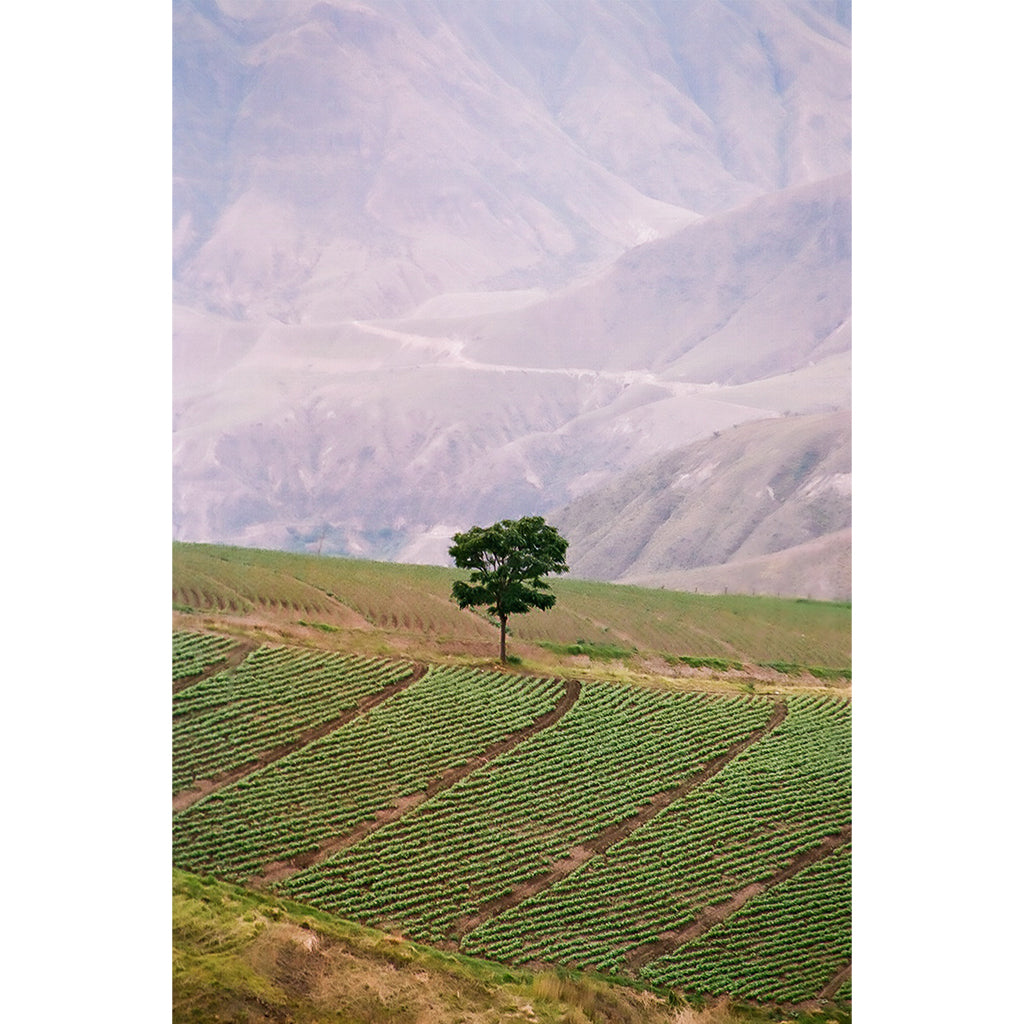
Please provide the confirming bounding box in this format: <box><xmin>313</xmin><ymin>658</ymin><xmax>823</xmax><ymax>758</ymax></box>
<box><xmin>622</xmin><ymin>822</ymin><xmax>853</xmax><ymax>973</ymax></box>
<box><xmin>172</xmin><ymin>664</ymin><xmax>428</xmax><ymax>813</ymax></box>
<box><xmin>172</xmin><ymin>638</ymin><xmax>259</xmax><ymax>694</ymax></box>
<box><xmin>449</xmin><ymin>701</ymin><xmax>789</xmax><ymax>940</ymax></box>
<box><xmin>252</xmin><ymin>678</ymin><xmax>584</xmax><ymax>887</ymax></box>
<box><xmin>818</xmin><ymin>961</ymin><xmax>852</xmax><ymax>1000</ymax></box>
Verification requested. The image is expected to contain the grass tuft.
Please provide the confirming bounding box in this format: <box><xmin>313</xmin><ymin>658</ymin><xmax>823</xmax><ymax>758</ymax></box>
<box><xmin>537</xmin><ymin>639</ymin><xmax>636</xmax><ymax>661</ymax></box>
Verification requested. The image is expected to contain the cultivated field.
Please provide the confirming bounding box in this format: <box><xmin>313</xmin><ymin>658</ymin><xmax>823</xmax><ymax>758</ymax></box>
<box><xmin>172</xmin><ymin>545</ymin><xmax>852</xmax><ymax>1022</ymax></box>
<box><xmin>173</xmin><ymin>542</ymin><xmax>851</xmax><ymax>684</ymax></box>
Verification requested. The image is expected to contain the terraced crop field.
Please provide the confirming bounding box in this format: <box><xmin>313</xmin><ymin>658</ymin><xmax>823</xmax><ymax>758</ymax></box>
<box><xmin>173</xmin><ymin>643</ymin><xmax>416</xmax><ymax>795</ymax></box>
<box><xmin>172</xmin><ymin>630</ymin><xmax>237</xmax><ymax>682</ymax></box>
<box><xmin>172</xmin><ymin>627</ymin><xmax>852</xmax><ymax>1015</ymax></box>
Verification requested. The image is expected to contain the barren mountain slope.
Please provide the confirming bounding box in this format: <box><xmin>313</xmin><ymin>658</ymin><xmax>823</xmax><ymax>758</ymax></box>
<box><xmin>172</xmin><ymin>0</ymin><xmax>852</xmax><ymax>589</ymax></box>
<box><xmin>621</xmin><ymin>528</ymin><xmax>852</xmax><ymax>602</ymax></box>
<box><xmin>391</xmin><ymin>174</ymin><xmax>850</xmax><ymax>381</ymax></box>
<box><xmin>552</xmin><ymin>411</ymin><xmax>851</xmax><ymax>597</ymax></box>
<box><xmin>174</xmin><ymin>182</ymin><xmax>850</xmax><ymax>566</ymax></box>
<box><xmin>173</xmin><ymin>0</ymin><xmax>850</xmax><ymax>321</ymax></box>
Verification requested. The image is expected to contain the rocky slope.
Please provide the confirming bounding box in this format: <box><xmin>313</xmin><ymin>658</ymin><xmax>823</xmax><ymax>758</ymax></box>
<box><xmin>552</xmin><ymin>411</ymin><xmax>851</xmax><ymax>598</ymax></box>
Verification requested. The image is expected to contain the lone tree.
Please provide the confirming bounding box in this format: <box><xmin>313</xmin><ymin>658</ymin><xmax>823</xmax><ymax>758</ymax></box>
<box><xmin>449</xmin><ymin>515</ymin><xmax>570</xmax><ymax>663</ymax></box>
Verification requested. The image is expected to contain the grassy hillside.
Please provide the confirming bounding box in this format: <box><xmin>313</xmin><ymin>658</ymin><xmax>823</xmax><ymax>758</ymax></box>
<box><xmin>172</xmin><ymin>542</ymin><xmax>850</xmax><ymax>690</ymax></box>
<box><xmin>171</xmin><ymin>543</ymin><xmax>852</xmax><ymax>1020</ymax></box>
<box><xmin>173</xmin><ymin>870</ymin><xmax>846</xmax><ymax>1024</ymax></box>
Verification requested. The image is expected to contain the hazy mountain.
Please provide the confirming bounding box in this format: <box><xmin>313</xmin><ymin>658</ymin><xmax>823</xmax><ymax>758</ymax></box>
<box><xmin>552</xmin><ymin>411</ymin><xmax>851</xmax><ymax>597</ymax></box>
<box><xmin>391</xmin><ymin>173</ymin><xmax>850</xmax><ymax>381</ymax></box>
<box><xmin>173</xmin><ymin>0</ymin><xmax>852</xmax><ymax>599</ymax></box>
<box><xmin>621</xmin><ymin>528</ymin><xmax>852</xmax><ymax>603</ymax></box>
<box><xmin>174</xmin><ymin>0</ymin><xmax>850</xmax><ymax>319</ymax></box>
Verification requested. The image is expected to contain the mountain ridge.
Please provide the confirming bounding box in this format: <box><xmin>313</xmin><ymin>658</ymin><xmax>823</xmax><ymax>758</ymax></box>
<box><xmin>173</xmin><ymin>0</ymin><xmax>852</xmax><ymax>599</ymax></box>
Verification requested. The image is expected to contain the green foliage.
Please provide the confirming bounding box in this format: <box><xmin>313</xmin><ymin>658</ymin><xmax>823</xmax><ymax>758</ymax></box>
<box><xmin>664</xmin><ymin>654</ymin><xmax>745</xmax><ymax>672</ymax></box>
<box><xmin>172</xmin><ymin>630</ymin><xmax>236</xmax><ymax>681</ymax></box>
<box><xmin>173</xmin><ymin>666</ymin><xmax>564</xmax><ymax>879</ymax></box>
<box><xmin>642</xmin><ymin>846</ymin><xmax>852</xmax><ymax>1003</ymax></box>
<box><xmin>467</xmin><ymin>694</ymin><xmax>851</xmax><ymax>998</ymax></box>
<box><xmin>284</xmin><ymin>683</ymin><xmax>773</xmax><ymax>946</ymax></box>
<box><xmin>808</xmin><ymin>665</ymin><xmax>851</xmax><ymax>681</ymax></box>
<box><xmin>450</xmin><ymin>516</ymin><xmax>569</xmax><ymax>661</ymax></box>
<box><xmin>173</xmin><ymin>625</ymin><xmax>851</xmax><ymax>1011</ymax></box>
<box><xmin>172</xmin><ymin>643</ymin><xmax>413</xmax><ymax>794</ymax></box>
<box><xmin>537</xmin><ymin>639</ymin><xmax>636</xmax><ymax>661</ymax></box>
<box><xmin>759</xmin><ymin>661</ymin><xmax>851</xmax><ymax>681</ymax></box>
<box><xmin>174</xmin><ymin>542</ymin><xmax>851</xmax><ymax>670</ymax></box>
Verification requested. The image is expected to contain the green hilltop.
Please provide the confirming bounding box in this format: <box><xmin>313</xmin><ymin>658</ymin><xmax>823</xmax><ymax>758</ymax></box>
<box><xmin>172</xmin><ymin>541</ymin><xmax>850</xmax><ymax>692</ymax></box>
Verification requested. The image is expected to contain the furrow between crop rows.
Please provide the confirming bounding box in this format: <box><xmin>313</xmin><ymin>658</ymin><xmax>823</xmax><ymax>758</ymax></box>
<box><xmin>280</xmin><ymin>684</ymin><xmax>776</xmax><ymax>949</ymax></box>
<box><xmin>452</xmin><ymin>699</ymin><xmax>788</xmax><ymax>938</ymax></box>
<box><xmin>462</xmin><ymin>695</ymin><xmax>851</xmax><ymax>984</ymax></box>
<box><xmin>172</xmin><ymin>666</ymin><xmax>569</xmax><ymax>882</ymax></box>
<box><xmin>634</xmin><ymin>841</ymin><xmax>852</xmax><ymax>1002</ymax></box>
<box><xmin>624</xmin><ymin>824</ymin><xmax>852</xmax><ymax>970</ymax></box>
<box><xmin>819</xmin><ymin>962</ymin><xmax>852</xmax><ymax>1000</ymax></box>
<box><xmin>172</xmin><ymin>641</ymin><xmax>419</xmax><ymax>800</ymax></box>
<box><xmin>172</xmin><ymin>632</ymin><xmax>257</xmax><ymax>693</ymax></box>
<box><xmin>172</xmin><ymin>662</ymin><xmax>427</xmax><ymax>813</ymax></box>
<box><xmin>255</xmin><ymin>677</ymin><xmax>582</xmax><ymax>884</ymax></box>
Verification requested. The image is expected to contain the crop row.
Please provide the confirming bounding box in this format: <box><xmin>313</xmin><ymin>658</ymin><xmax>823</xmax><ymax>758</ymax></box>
<box><xmin>640</xmin><ymin>845</ymin><xmax>852</xmax><ymax>1002</ymax></box>
<box><xmin>171</xmin><ymin>630</ymin><xmax>237</xmax><ymax>682</ymax></box>
<box><xmin>169</xmin><ymin>630</ymin><xmax>850</xmax><ymax>1004</ymax></box>
<box><xmin>172</xmin><ymin>666</ymin><xmax>565</xmax><ymax>880</ymax></box>
<box><xmin>460</xmin><ymin>694</ymin><xmax>851</xmax><ymax>988</ymax></box>
<box><xmin>172</xmin><ymin>547</ymin><xmax>345</xmax><ymax>618</ymax></box>
<box><xmin>281</xmin><ymin>684</ymin><xmax>775</xmax><ymax>943</ymax></box>
<box><xmin>172</xmin><ymin>645</ymin><xmax>413</xmax><ymax>794</ymax></box>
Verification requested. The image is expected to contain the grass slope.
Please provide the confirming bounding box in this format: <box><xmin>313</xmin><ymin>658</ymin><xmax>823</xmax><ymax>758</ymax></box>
<box><xmin>172</xmin><ymin>542</ymin><xmax>850</xmax><ymax>689</ymax></box>
<box><xmin>171</xmin><ymin>545</ymin><xmax>852</xmax><ymax>1020</ymax></box>
<box><xmin>173</xmin><ymin>870</ymin><xmax>847</xmax><ymax>1024</ymax></box>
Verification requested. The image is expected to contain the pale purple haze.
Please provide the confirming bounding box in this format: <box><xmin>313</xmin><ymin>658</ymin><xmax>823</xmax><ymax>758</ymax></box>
<box><xmin>173</xmin><ymin>0</ymin><xmax>851</xmax><ymax>598</ymax></box>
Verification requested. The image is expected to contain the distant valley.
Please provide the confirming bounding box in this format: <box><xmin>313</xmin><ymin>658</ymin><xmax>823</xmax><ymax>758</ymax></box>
<box><xmin>173</xmin><ymin>0</ymin><xmax>851</xmax><ymax>599</ymax></box>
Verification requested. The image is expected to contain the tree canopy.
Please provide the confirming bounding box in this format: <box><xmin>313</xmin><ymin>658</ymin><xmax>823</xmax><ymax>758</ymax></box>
<box><xmin>449</xmin><ymin>516</ymin><xmax>570</xmax><ymax>662</ymax></box>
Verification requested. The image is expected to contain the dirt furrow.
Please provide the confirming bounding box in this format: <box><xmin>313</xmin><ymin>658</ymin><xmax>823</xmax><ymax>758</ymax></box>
<box><xmin>253</xmin><ymin>677</ymin><xmax>583</xmax><ymax>886</ymax></box>
<box><xmin>451</xmin><ymin>700</ymin><xmax>789</xmax><ymax>939</ymax></box>
<box><xmin>172</xmin><ymin>637</ymin><xmax>258</xmax><ymax>694</ymax></box>
<box><xmin>623</xmin><ymin>823</ymin><xmax>853</xmax><ymax>972</ymax></box>
<box><xmin>172</xmin><ymin>664</ymin><xmax>428</xmax><ymax>813</ymax></box>
<box><xmin>818</xmin><ymin>961</ymin><xmax>852</xmax><ymax>1000</ymax></box>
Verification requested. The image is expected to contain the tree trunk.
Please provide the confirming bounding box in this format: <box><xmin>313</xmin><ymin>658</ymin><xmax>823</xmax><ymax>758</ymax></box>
<box><xmin>499</xmin><ymin>614</ymin><xmax>507</xmax><ymax>663</ymax></box>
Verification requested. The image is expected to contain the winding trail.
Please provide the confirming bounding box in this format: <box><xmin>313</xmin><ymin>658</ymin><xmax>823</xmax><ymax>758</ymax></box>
<box><xmin>450</xmin><ymin>699</ymin><xmax>789</xmax><ymax>939</ymax></box>
<box><xmin>172</xmin><ymin>664</ymin><xmax>428</xmax><ymax>813</ymax></box>
<box><xmin>623</xmin><ymin>822</ymin><xmax>853</xmax><ymax>972</ymax></box>
<box><xmin>253</xmin><ymin>677</ymin><xmax>583</xmax><ymax>886</ymax></box>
